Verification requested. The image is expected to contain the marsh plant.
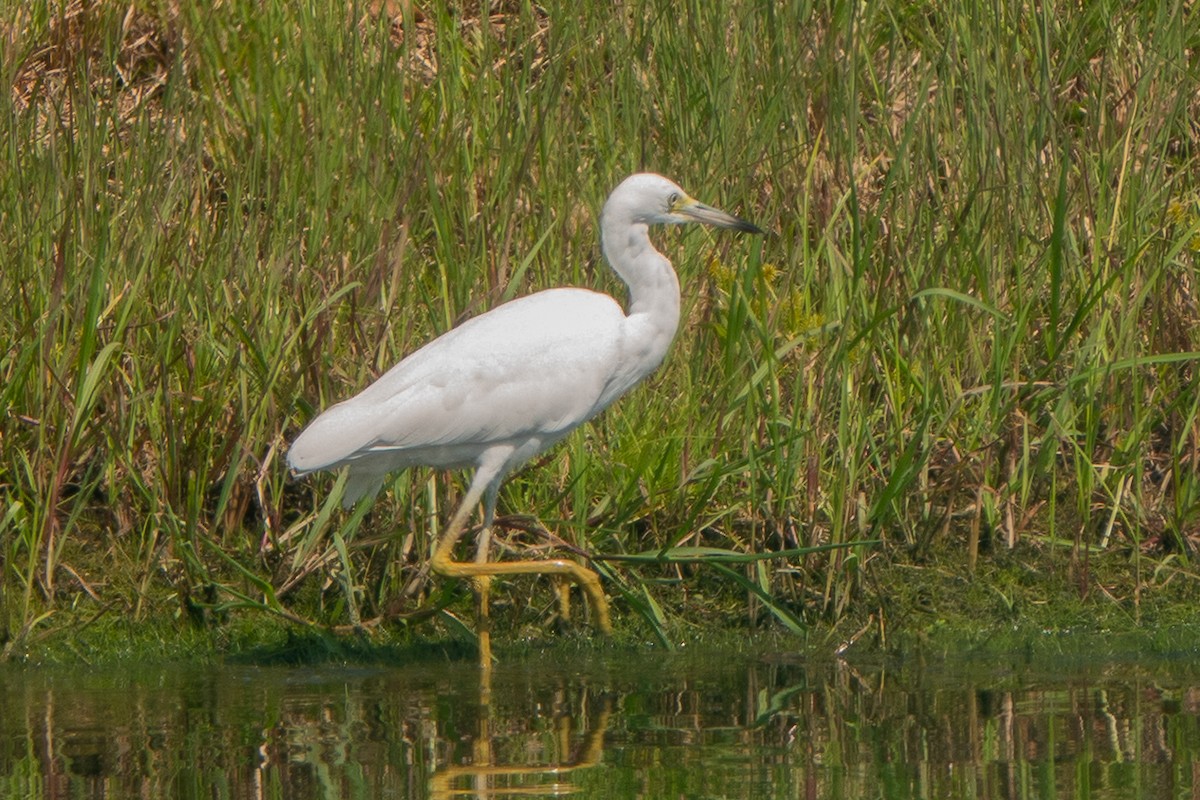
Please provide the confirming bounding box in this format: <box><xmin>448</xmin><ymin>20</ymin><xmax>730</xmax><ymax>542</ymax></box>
<box><xmin>2</xmin><ymin>0</ymin><xmax>1200</xmax><ymax>657</ymax></box>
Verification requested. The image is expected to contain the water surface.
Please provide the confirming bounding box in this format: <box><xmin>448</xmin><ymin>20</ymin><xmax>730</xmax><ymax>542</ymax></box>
<box><xmin>3</xmin><ymin>644</ymin><xmax>1199</xmax><ymax>798</ymax></box>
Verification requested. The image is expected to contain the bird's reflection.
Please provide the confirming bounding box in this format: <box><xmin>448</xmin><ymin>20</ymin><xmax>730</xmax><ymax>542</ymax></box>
<box><xmin>429</xmin><ymin>663</ymin><xmax>612</xmax><ymax>798</ymax></box>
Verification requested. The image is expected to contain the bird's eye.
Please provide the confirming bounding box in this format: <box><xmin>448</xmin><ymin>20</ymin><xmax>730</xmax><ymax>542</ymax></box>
<box><xmin>667</xmin><ymin>192</ymin><xmax>681</xmax><ymax>208</ymax></box>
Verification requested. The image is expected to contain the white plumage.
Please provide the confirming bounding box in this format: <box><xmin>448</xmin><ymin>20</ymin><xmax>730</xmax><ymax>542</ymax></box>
<box><xmin>289</xmin><ymin>289</ymin><xmax>633</xmax><ymax>504</ymax></box>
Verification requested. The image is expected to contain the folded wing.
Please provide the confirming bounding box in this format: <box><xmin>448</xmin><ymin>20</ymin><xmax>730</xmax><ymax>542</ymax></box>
<box><xmin>287</xmin><ymin>288</ymin><xmax>632</xmax><ymax>477</ymax></box>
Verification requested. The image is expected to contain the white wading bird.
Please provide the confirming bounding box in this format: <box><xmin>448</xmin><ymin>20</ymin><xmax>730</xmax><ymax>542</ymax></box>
<box><xmin>288</xmin><ymin>173</ymin><xmax>761</xmax><ymax>659</ymax></box>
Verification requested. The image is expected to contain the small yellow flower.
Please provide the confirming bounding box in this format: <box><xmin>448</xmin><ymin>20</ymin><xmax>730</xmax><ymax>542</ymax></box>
<box><xmin>1165</xmin><ymin>195</ymin><xmax>1200</xmax><ymax>252</ymax></box>
<box><xmin>1167</xmin><ymin>199</ymin><xmax>1190</xmax><ymax>226</ymax></box>
<box><xmin>707</xmin><ymin>256</ymin><xmax>734</xmax><ymax>292</ymax></box>
<box><xmin>777</xmin><ymin>288</ymin><xmax>825</xmax><ymax>340</ymax></box>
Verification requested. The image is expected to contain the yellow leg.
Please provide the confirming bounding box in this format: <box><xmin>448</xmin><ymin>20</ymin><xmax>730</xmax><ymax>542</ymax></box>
<box><xmin>442</xmin><ymin>555</ymin><xmax>612</xmax><ymax>633</ymax></box>
<box><xmin>430</xmin><ymin>473</ymin><xmax>612</xmax><ymax>638</ymax></box>
<box><xmin>435</xmin><ymin>551</ymin><xmax>612</xmax><ymax>634</ymax></box>
<box><xmin>554</xmin><ymin>577</ymin><xmax>571</xmax><ymax>625</ymax></box>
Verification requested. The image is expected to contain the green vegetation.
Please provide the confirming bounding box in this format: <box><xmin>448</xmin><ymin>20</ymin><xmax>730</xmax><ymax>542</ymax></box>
<box><xmin>2</xmin><ymin>0</ymin><xmax>1200</xmax><ymax>662</ymax></box>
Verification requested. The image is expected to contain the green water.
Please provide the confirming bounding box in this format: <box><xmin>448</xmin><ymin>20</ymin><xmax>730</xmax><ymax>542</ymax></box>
<box><xmin>2</xmin><ymin>646</ymin><xmax>1199</xmax><ymax>799</ymax></box>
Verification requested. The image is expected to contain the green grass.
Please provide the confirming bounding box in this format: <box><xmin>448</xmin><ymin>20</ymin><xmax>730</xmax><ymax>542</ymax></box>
<box><xmin>2</xmin><ymin>0</ymin><xmax>1200</xmax><ymax>661</ymax></box>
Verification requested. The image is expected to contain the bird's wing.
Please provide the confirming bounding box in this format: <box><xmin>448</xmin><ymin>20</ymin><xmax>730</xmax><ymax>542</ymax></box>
<box><xmin>287</xmin><ymin>289</ymin><xmax>630</xmax><ymax>472</ymax></box>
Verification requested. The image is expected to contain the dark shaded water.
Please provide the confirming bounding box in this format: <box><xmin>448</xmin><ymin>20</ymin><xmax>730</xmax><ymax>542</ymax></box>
<box><xmin>3</xmin><ymin>644</ymin><xmax>1200</xmax><ymax>798</ymax></box>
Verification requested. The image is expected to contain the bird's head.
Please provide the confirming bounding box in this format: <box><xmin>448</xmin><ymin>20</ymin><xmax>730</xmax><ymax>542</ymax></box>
<box><xmin>605</xmin><ymin>173</ymin><xmax>763</xmax><ymax>234</ymax></box>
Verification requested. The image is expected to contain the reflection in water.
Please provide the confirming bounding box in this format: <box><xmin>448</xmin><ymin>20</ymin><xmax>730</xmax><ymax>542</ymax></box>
<box><xmin>429</xmin><ymin>661</ymin><xmax>611</xmax><ymax>798</ymax></box>
<box><xmin>1</xmin><ymin>648</ymin><xmax>1200</xmax><ymax>798</ymax></box>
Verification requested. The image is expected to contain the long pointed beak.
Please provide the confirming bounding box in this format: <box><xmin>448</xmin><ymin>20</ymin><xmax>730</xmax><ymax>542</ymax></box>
<box><xmin>678</xmin><ymin>199</ymin><xmax>763</xmax><ymax>234</ymax></box>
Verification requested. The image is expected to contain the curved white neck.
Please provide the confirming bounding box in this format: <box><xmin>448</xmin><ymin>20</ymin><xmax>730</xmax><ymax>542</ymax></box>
<box><xmin>600</xmin><ymin>214</ymin><xmax>682</xmax><ymax>336</ymax></box>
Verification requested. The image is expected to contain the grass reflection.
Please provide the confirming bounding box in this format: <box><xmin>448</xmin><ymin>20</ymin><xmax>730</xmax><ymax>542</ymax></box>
<box><xmin>0</xmin><ymin>650</ymin><xmax>1198</xmax><ymax>799</ymax></box>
